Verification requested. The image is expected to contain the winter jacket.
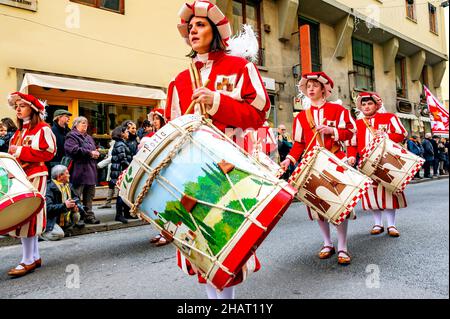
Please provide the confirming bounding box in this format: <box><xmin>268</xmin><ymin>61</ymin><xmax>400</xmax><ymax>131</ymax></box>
<box><xmin>0</xmin><ymin>130</ymin><xmax>15</xmax><ymax>153</ymax></box>
<box><xmin>126</xmin><ymin>133</ymin><xmax>139</xmax><ymax>156</ymax></box>
<box><xmin>407</xmin><ymin>139</ymin><xmax>424</xmax><ymax>157</ymax></box>
<box><xmin>51</xmin><ymin>121</ymin><xmax>71</xmax><ymax>164</ymax></box>
<box><xmin>46</xmin><ymin>180</ymin><xmax>80</xmax><ymax>220</ymax></box>
<box><xmin>64</xmin><ymin>129</ymin><xmax>98</xmax><ymax>186</ymax></box>
<box><xmin>422</xmin><ymin>138</ymin><xmax>434</xmax><ymax>161</ymax></box>
<box><xmin>110</xmin><ymin>139</ymin><xmax>132</xmax><ymax>185</ymax></box>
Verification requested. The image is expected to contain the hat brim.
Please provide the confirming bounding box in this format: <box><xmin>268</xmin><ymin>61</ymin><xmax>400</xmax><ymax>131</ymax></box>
<box><xmin>298</xmin><ymin>77</ymin><xmax>333</xmax><ymax>99</ymax></box>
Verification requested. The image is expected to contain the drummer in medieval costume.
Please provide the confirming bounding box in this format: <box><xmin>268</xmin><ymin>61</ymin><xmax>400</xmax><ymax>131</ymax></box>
<box><xmin>165</xmin><ymin>0</ymin><xmax>270</xmax><ymax>298</ymax></box>
<box><xmin>6</xmin><ymin>92</ymin><xmax>56</xmax><ymax>277</ymax></box>
<box><xmin>347</xmin><ymin>92</ymin><xmax>408</xmax><ymax>237</ymax></box>
<box><xmin>280</xmin><ymin>72</ymin><xmax>356</xmax><ymax>265</ymax></box>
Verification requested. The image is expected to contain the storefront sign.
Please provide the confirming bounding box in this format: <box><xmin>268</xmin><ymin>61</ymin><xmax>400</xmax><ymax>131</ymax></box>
<box><xmin>0</xmin><ymin>0</ymin><xmax>37</xmax><ymax>11</ymax></box>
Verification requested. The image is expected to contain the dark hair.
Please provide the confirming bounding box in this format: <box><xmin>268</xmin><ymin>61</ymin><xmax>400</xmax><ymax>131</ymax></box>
<box><xmin>153</xmin><ymin>114</ymin><xmax>166</xmax><ymax>128</ymax></box>
<box><xmin>361</xmin><ymin>96</ymin><xmax>377</xmax><ymax>104</ymax></box>
<box><xmin>141</xmin><ymin>119</ymin><xmax>152</xmax><ymax>128</ymax></box>
<box><xmin>186</xmin><ymin>16</ymin><xmax>228</xmax><ymax>58</ymax></box>
<box><xmin>0</xmin><ymin>117</ymin><xmax>18</xmax><ymax>132</ymax></box>
<box><xmin>111</xmin><ymin>125</ymin><xmax>127</xmax><ymax>141</ymax></box>
<box><xmin>121</xmin><ymin>120</ymin><xmax>134</xmax><ymax>128</ymax></box>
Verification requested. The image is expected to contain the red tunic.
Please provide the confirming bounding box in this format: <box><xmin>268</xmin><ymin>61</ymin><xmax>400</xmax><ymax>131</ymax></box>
<box><xmin>347</xmin><ymin>112</ymin><xmax>408</xmax><ymax>210</ymax></box>
<box><xmin>165</xmin><ymin>51</ymin><xmax>270</xmax><ymax>132</ymax></box>
<box><xmin>9</xmin><ymin>121</ymin><xmax>56</xmax><ymax>237</ymax></box>
<box><xmin>167</xmin><ymin>51</ymin><xmax>269</xmax><ymax>288</ymax></box>
<box><xmin>287</xmin><ymin>102</ymin><xmax>355</xmax><ymax>164</ymax></box>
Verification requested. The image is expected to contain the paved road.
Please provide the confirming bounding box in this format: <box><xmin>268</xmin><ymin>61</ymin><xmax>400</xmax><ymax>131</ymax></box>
<box><xmin>0</xmin><ymin>179</ymin><xmax>448</xmax><ymax>299</ymax></box>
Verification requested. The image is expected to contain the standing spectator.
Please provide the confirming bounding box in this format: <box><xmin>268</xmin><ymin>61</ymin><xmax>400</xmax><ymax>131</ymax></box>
<box><xmin>0</xmin><ymin>121</ymin><xmax>9</xmax><ymax>152</ymax></box>
<box><xmin>0</xmin><ymin>117</ymin><xmax>17</xmax><ymax>153</ymax></box>
<box><xmin>137</xmin><ymin>119</ymin><xmax>153</xmax><ymax>140</ymax></box>
<box><xmin>407</xmin><ymin>135</ymin><xmax>424</xmax><ymax>179</ymax></box>
<box><xmin>97</xmin><ymin>138</ymin><xmax>115</xmax><ymax>209</ymax></box>
<box><xmin>48</xmin><ymin>109</ymin><xmax>72</xmax><ymax>171</ymax></box>
<box><xmin>122</xmin><ymin>120</ymin><xmax>139</xmax><ymax>156</ymax></box>
<box><xmin>42</xmin><ymin>165</ymin><xmax>84</xmax><ymax>241</ymax></box>
<box><xmin>422</xmin><ymin>133</ymin><xmax>435</xmax><ymax>178</ymax></box>
<box><xmin>445</xmin><ymin>138</ymin><xmax>450</xmax><ymax>173</ymax></box>
<box><xmin>110</xmin><ymin>126</ymin><xmax>133</xmax><ymax>223</ymax></box>
<box><xmin>64</xmin><ymin>116</ymin><xmax>100</xmax><ymax>224</ymax></box>
<box><xmin>277</xmin><ymin>124</ymin><xmax>293</xmax><ymax>180</ymax></box>
<box><xmin>431</xmin><ymin>135</ymin><xmax>440</xmax><ymax>177</ymax></box>
<box><xmin>438</xmin><ymin>137</ymin><xmax>448</xmax><ymax>175</ymax></box>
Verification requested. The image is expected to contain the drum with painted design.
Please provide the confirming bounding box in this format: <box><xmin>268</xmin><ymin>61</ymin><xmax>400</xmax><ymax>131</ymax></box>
<box><xmin>0</xmin><ymin>153</ymin><xmax>45</xmax><ymax>234</ymax></box>
<box><xmin>119</xmin><ymin>114</ymin><xmax>297</xmax><ymax>290</ymax></box>
<box><xmin>358</xmin><ymin>134</ymin><xmax>425</xmax><ymax>193</ymax></box>
<box><xmin>289</xmin><ymin>146</ymin><xmax>372</xmax><ymax>225</ymax></box>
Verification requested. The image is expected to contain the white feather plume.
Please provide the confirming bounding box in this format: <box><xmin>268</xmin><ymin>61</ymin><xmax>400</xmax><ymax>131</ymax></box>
<box><xmin>227</xmin><ymin>24</ymin><xmax>259</xmax><ymax>63</ymax></box>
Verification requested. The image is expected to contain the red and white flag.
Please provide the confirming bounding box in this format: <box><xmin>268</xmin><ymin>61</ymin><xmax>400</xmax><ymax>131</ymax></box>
<box><xmin>424</xmin><ymin>85</ymin><xmax>449</xmax><ymax>136</ymax></box>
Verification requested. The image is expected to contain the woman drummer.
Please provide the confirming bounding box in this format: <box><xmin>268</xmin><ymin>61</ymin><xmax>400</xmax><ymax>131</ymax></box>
<box><xmin>6</xmin><ymin>92</ymin><xmax>56</xmax><ymax>277</ymax></box>
<box><xmin>165</xmin><ymin>0</ymin><xmax>270</xmax><ymax>298</ymax></box>
<box><xmin>347</xmin><ymin>92</ymin><xmax>408</xmax><ymax>237</ymax></box>
<box><xmin>280</xmin><ymin>72</ymin><xmax>356</xmax><ymax>265</ymax></box>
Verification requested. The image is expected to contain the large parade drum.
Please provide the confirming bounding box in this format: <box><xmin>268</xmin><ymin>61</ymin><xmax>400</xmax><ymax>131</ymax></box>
<box><xmin>119</xmin><ymin>114</ymin><xmax>297</xmax><ymax>290</ymax></box>
<box><xmin>358</xmin><ymin>134</ymin><xmax>425</xmax><ymax>193</ymax></box>
<box><xmin>0</xmin><ymin>153</ymin><xmax>45</xmax><ymax>234</ymax></box>
<box><xmin>289</xmin><ymin>146</ymin><xmax>372</xmax><ymax>225</ymax></box>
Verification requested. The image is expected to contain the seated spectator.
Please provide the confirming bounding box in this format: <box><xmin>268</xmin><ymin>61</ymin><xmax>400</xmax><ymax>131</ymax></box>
<box><xmin>41</xmin><ymin>165</ymin><xmax>85</xmax><ymax>241</ymax></box>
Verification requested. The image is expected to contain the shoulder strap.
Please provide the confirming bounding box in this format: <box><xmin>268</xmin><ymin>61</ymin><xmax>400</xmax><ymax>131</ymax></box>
<box><xmin>305</xmin><ymin>108</ymin><xmax>324</xmax><ymax>147</ymax></box>
<box><xmin>362</xmin><ymin>117</ymin><xmax>376</xmax><ymax>136</ymax></box>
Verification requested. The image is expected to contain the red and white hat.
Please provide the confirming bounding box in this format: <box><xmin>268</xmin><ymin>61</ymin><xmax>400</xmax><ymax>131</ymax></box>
<box><xmin>148</xmin><ymin>108</ymin><xmax>166</xmax><ymax>121</ymax></box>
<box><xmin>8</xmin><ymin>92</ymin><xmax>46</xmax><ymax>115</ymax></box>
<box><xmin>298</xmin><ymin>72</ymin><xmax>334</xmax><ymax>99</ymax></box>
<box><xmin>177</xmin><ymin>0</ymin><xmax>232</xmax><ymax>46</ymax></box>
<box><xmin>355</xmin><ymin>91</ymin><xmax>383</xmax><ymax>108</ymax></box>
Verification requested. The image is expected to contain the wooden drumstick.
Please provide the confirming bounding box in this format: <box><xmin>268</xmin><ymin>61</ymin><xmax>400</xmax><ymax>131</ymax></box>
<box><xmin>184</xmin><ymin>79</ymin><xmax>211</xmax><ymax>115</ymax></box>
<box><xmin>191</xmin><ymin>61</ymin><xmax>209</xmax><ymax>117</ymax></box>
<box><xmin>303</xmin><ymin>118</ymin><xmax>326</xmax><ymax>156</ymax></box>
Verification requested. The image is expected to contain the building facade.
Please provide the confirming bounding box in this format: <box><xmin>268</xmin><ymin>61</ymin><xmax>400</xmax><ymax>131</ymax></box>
<box><xmin>1</xmin><ymin>0</ymin><xmax>448</xmax><ymax>144</ymax></box>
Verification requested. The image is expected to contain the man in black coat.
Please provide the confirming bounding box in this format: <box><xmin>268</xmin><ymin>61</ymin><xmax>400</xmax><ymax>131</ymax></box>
<box><xmin>47</xmin><ymin>109</ymin><xmax>72</xmax><ymax>172</ymax></box>
<box><xmin>41</xmin><ymin>165</ymin><xmax>85</xmax><ymax>241</ymax></box>
<box><xmin>431</xmin><ymin>135</ymin><xmax>440</xmax><ymax>177</ymax></box>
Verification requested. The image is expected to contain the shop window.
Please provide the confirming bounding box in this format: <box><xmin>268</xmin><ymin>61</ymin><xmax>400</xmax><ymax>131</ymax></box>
<box><xmin>70</xmin><ymin>0</ymin><xmax>124</xmax><ymax>14</ymax></box>
<box><xmin>405</xmin><ymin>0</ymin><xmax>416</xmax><ymax>22</ymax></box>
<box><xmin>395</xmin><ymin>57</ymin><xmax>407</xmax><ymax>98</ymax></box>
<box><xmin>352</xmin><ymin>38</ymin><xmax>374</xmax><ymax>91</ymax></box>
<box><xmin>429</xmin><ymin>3</ymin><xmax>438</xmax><ymax>34</ymax></box>
<box><xmin>78</xmin><ymin>100</ymin><xmax>151</xmax><ymax>148</ymax></box>
<box><xmin>399</xmin><ymin>118</ymin><xmax>412</xmax><ymax>135</ymax></box>
<box><xmin>232</xmin><ymin>0</ymin><xmax>263</xmax><ymax>65</ymax></box>
<box><xmin>299</xmin><ymin>17</ymin><xmax>321</xmax><ymax>72</ymax></box>
<box><xmin>267</xmin><ymin>94</ymin><xmax>277</xmax><ymax>128</ymax></box>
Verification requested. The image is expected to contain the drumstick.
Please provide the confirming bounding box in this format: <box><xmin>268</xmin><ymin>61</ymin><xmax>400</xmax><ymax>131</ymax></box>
<box><xmin>184</xmin><ymin>79</ymin><xmax>211</xmax><ymax>115</ymax></box>
<box><xmin>191</xmin><ymin>61</ymin><xmax>209</xmax><ymax>117</ymax></box>
<box><xmin>188</xmin><ymin>64</ymin><xmax>196</xmax><ymax>91</ymax></box>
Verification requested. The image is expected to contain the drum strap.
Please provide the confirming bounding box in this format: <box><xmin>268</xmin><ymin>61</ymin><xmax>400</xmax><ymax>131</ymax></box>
<box><xmin>362</xmin><ymin>118</ymin><xmax>376</xmax><ymax>136</ymax></box>
<box><xmin>305</xmin><ymin>108</ymin><xmax>341</xmax><ymax>155</ymax></box>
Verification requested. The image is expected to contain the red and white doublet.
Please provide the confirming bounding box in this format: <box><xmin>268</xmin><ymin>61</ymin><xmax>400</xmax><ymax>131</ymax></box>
<box><xmin>9</xmin><ymin>121</ymin><xmax>56</xmax><ymax>238</ymax></box>
<box><xmin>287</xmin><ymin>102</ymin><xmax>356</xmax><ymax>221</ymax></box>
<box><xmin>347</xmin><ymin>112</ymin><xmax>408</xmax><ymax>210</ymax></box>
<box><xmin>167</xmin><ymin>52</ymin><xmax>269</xmax><ymax>288</ymax></box>
<box><xmin>166</xmin><ymin>51</ymin><xmax>270</xmax><ymax>132</ymax></box>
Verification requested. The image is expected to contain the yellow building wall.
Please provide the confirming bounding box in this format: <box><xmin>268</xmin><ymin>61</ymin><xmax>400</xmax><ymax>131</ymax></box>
<box><xmin>0</xmin><ymin>0</ymin><xmax>191</xmax><ymax>118</ymax></box>
<box><xmin>337</xmin><ymin>0</ymin><xmax>447</xmax><ymax>55</ymax></box>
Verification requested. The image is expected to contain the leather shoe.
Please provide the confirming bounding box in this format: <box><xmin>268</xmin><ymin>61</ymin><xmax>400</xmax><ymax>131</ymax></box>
<box><xmin>337</xmin><ymin>251</ymin><xmax>351</xmax><ymax>265</ymax></box>
<box><xmin>387</xmin><ymin>226</ymin><xmax>400</xmax><ymax>237</ymax></box>
<box><xmin>318</xmin><ymin>246</ymin><xmax>335</xmax><ymax>259</ymax></box>
<box><xmin>370</xmin><ymin>225</ymin><xmax>384</xmax><ymax>235</ymax></box>
<box><xmin>34</xmin><ymin>258</ymin><xmax>42</xmax><ymax>268</ymax></box>
<box><xmin>115</xmin><ymin>215</ymin><xmax>128</xmax><ymax>224</ymax></box>
<box><xmin>8</xmin><ymin>263</ymin><xmax>36</xmax><ymax>277</ymax></box>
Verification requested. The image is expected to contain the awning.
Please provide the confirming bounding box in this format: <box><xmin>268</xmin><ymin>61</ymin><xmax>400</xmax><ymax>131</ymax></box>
<box><xmin>20</xmin><ymin>73</ymin><xmax>166</xmax><ymax>100</ymax></box>
<box><xmin>395</xmin><ymin>112</ymin><xmax>418</xmax><ymax>120</ymax></box>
